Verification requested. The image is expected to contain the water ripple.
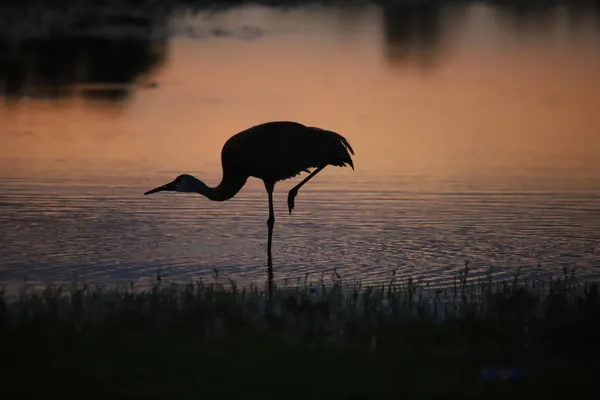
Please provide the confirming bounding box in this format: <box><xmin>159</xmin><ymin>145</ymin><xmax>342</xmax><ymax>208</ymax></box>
<box><xmin>1</xmin><ymin>177</ymin><xmax>599</xmax><ymax>288</ymax></box>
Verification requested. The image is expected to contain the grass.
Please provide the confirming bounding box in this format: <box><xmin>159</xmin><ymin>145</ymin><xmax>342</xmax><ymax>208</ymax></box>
<box><xmin>2</xmin><ymin>264</ymin><xmax>599</xmax><ymax>399</ymax></box>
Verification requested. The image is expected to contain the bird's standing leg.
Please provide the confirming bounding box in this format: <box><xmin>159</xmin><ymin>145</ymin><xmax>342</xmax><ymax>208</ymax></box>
<box><xmin>265</xmin><ymin>181</ymin><xmax>275</xmax><ymax>297</ymax></box>
<box><xmin>287</xmin><ymin>165</ymin><xmax>326</xmax><ymax>214</ymax></box>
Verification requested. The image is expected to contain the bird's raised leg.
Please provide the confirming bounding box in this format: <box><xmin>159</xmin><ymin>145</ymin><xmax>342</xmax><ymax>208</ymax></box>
<box><xmin>287</xmin><ymin>165</ymin><xmax>326</xmax><ymax>214</ymax></box>
<box><xmin>265</xmin><ymin>181</ymin><xmax>275</xmax><ymax>297</ymax></box>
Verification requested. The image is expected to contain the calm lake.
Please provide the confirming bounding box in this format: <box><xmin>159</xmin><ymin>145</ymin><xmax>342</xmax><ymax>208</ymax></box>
<box><xmin>1</xmin><ymin>2</ymin><xmax>600</xmax><ymax>289</ymax></box>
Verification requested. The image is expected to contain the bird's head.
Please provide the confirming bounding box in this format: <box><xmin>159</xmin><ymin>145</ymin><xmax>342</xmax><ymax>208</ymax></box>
<box><xmin>144</xmin><ymin>174</ymin><xmax>201</xmax><ymax>195</ymax></box>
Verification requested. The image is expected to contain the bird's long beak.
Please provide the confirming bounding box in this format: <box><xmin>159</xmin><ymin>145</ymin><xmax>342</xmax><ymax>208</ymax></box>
<box><xmin>144</xmin><ymin>181</ymin><xmax>175</xmax><ymax>195</ymax></box>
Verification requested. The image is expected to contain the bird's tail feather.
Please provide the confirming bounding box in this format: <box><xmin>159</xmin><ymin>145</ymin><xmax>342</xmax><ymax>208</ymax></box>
<box><xmin>340</xmin><ymin>136</ymin><xmax>354</xmax><ymax>169</ymax></box>
<box><xmin>340</xmin><ymin>136</ymin><xmax>355</xmax><ymax>156</ymax></box>
<box><xmin>307</xmin><ymin>126</ymin><xmax>355</xmax><ymax>170</ymax></box>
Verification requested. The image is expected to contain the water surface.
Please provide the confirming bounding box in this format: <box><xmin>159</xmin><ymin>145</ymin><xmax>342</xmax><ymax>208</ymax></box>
<box><xmin>1</xmin><ymin>3</ymin><xmax>600</xmax><ymax>288</ymax></box>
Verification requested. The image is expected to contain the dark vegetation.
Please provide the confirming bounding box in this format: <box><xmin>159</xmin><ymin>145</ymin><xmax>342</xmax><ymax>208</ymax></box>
<box><xmin>2</xmin><ymin>0</ymin><xmax>598</xmax><ymax>101</ymax></box>
<box><xmin>2</xmin><ymin>0</ymin><xmax>597</xmax><ymax>13</ymax></box>
<box><xmin>2</xmin><ymin>265</ymin><xmax>599</xmax><ymax>399</ymax></box>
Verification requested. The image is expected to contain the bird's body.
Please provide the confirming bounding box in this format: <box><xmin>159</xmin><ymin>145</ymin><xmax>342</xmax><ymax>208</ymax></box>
<box><xmin>221</xmin><ymin>121</ymin><xmax>354</xmax><ymax>184</ymax></box>
<box><xmin>144</xmin><ymin>121</ymin><xmax>355</xmax><ymax>293</ymax></box>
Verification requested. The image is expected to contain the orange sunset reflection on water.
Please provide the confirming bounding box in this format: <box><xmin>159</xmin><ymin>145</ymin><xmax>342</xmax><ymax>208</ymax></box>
<box><xmin>1</xmin><ymin>3</ymin><xmax>600</xmax><ymax>288</ymax></box>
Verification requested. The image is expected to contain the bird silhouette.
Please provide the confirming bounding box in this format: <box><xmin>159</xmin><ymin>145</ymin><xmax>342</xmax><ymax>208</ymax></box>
<box><xmin>143</xmin><ymin>121</ymin><xmax>355</xmax><ymax>292</ymax></box>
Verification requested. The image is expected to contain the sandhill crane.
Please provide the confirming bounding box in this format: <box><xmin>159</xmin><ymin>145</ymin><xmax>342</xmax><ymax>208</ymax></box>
<box><xmin>143</xmin><ymin>121</ymin><xmax>355</xmax><ymax>293</ymax></box>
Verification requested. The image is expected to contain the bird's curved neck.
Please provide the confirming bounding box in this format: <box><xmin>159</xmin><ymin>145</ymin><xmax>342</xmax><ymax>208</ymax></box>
<box><xmin>192</xmin><ymin>175</ymin><xmax>247</xmax><ymax>202</ymax></box>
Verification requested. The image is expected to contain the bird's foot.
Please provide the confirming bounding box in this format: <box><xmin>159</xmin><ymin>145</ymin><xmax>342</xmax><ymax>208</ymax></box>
<box><xmin>287</xmin><ymin>189</ymin><xmax>298</xmax><ymax>214</ymax></box>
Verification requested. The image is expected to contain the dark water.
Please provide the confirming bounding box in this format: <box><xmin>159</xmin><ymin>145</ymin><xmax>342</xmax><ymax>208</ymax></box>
<box><xmin>1</xmin><ymin>2</ymin><xmax>600</xmax><ymax>289</ymax></box>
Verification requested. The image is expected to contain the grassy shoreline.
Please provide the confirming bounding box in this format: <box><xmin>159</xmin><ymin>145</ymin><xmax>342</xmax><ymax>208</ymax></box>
<box><xmin>2</xmin><ymin>266</ymin><xmax>599</xmax><ymax>398</ymax></box>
